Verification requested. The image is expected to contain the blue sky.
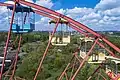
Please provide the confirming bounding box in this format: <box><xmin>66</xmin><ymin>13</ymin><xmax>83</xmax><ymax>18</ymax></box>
<box><xmin>52</xmin><ymin>0</ymin><xmax>100</xmax><ymax>9</ymax></box>
<box><xmin>0</xmin><ymin>0</ymin><xmax>120</xmax><ymax>31</ymax></box>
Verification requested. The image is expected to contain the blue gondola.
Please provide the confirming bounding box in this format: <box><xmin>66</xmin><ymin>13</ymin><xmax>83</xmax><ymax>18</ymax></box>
<box><xmin>7</xmin><ymin>3</ymin><xmax>35</xmax><ymax>34</ymax></box>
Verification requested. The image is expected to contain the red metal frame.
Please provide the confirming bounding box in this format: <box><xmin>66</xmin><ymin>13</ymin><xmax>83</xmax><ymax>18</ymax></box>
<box><xmin>3</xmin><ymin>36</ymin><xmax>19</xmax><ymax>78</ymax></box>
<box><xmin>69</xmin><ymin>58</ymin><xmax>76</xmax><ymax>80</ymax></box>
<box><xmin>96</xmin><ymin>41</ymin><xmax>116</xmax><ymax>57</ymax></box>
<box><xmin>58</xmin><ymin>49</ymin><xmax>81</xmax><ymax>80</ymax></box>
<box><xmin>33</xmin><ymin>18</ymin><xmax>60</xmax><ymax>80</ymax></box>
<box><xmin>87</xmin><ymin>61</ymin><xmax>105</xmax><ymax>80</ymax></box>
<box><xmin>0</xmin><ymin>1</ymin><xmax>120</xmax><ymax>80</ymax></box>
<box><xmin>71</xmin><ymin>38</ymin><xmax>99</xmax><ymax>80</ymax></box>
<box><xmin>10</xmin><ymin>35</ymin><xmax>22</xmax><ymax>80</ymax></box>
<box><xmin>58</xmin><ymin>54</ymin><xmax>75</xmax><ymax>80</ymax></box>
<box><xmin>12</xmin><ymin>36</ymin><xmax>19</xmax><ymax>48</ymax></box>
<box><xmin>0</xmin><ymin>2</ymin><xmax>17</xmax><ymax>80</ymax></box>
<box><xmin>19</xmin><ymin>0</ymin><xmax>120</xmax><ymax>54</ymax></box>
<box><xmin>99</xmin><ymin>73</ymin><xmax>107</xmax><ymax>80</ymax></box>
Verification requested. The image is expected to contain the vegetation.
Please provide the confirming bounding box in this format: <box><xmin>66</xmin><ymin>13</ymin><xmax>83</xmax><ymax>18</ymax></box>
<box><xmin>0</xmin><ymin>31</ymin><xmax>120</xmax><ymax>80</ymax></box>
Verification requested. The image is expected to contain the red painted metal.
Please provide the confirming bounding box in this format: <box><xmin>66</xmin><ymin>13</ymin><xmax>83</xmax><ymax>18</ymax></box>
<box><xmin>34</xmin><ymin>10</ymin><xmax>57</xmax><ymax>21</ymax></box>
<box><xmin>65</xmin><ymin>72</ymin><xmax>69</xmax><ymax>80</ymax></box>
<box><xmin>97</xmin><ymin>41</ymin><xmax>115</xmax><ymax>57</ymax></box>
<box><xmin>58</xmin><ymin>48</ymin><xmax>81</xmax><ymax>80</ymax></box>
<box><xmin>58</xmin><ymin>63</ymin><xmax>71</xmax><ymax>80</ymax></box>
<box><xmin>0</xmin><ymin>1</ymin><xmax>120</xmax><ymax>54</ymax></box>
<box><xmin>99</xmin><ymin>73</ymin><xmax>107</xmax><ymax>80</ymax></box>
<box><xmin>69</xmin><ymin>58</ymin><xmax>76</xmax><ymax>80</ymax></box>
<box><xmin>0</xmin><ymin>1</ymin><xmax>120</xmax><ymax>80</ymax></box>
<box><xmin>34</xmin><ymin>10</ymin><xmax>88</xmax><ymax>36</ymax></box>
<box><xmin>75</xmin><ymin>54</ymin><xmax>82</xmax><ymax>63</ymax></box>
<box><xmin>33</xmin><ymin>18</ymin><xmax>60</xmax><ymax>80</ymax></box>
<box><xmin>10</xmin><ymin>35</ymin><xmax>22</xmax><ymax>80</ymax></box>
<box><xmin>102</xmin><ymin>38</ymin><xmax>120</xmax><ymax>53</ymax></box>
<box><xmin>12</xmin><ymin>36</ymin><xmax>19</xmax><ymax>48</ymax></box>
<box><xmin>71</xmin><ymin>38</ymin><xmax>99</xmax><ymax>80</ymax></box>
<box><xmin>87</xmin><ymin>61</ymin><xmax>105</xmax><ymax>80</ymax></box>
<box><xmin>0</xmin><ymin>3</ymin><xmax>12</xmax><ymax>6</ymax></box>
<box><xmin>69</xmin><ymin>24</ymin><xmax>88</xmax><ymax>36</ymax></box>
<box><xmin>19</xmin><ymin>0</ymin><xmax>100</xmax><ymax>37</ymax></box>
<box><xmin>19</xmin><ymin>0</ymin><xmax>120</xmax><ymax>54</ymax></box>
<box><xmin>0</xmin><ymin>2</ymin><xmax>16</xmax><ymax>80</ymax></box>
<box><xmin>0</xmin><ymin>3</ymin><xmax>88</xmax><ymax>37</ymax></box>
<box><xmin>58</xmin><ymin>50</ymin><xmax>79</xmax><ymax>80</ymax></box>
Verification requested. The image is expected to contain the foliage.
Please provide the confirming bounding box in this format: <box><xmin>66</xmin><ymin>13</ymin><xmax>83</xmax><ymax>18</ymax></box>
<box><xmin>0</xmin><ymin>31</ymin><xmax>120</xmax><ymax>80</ymax></box>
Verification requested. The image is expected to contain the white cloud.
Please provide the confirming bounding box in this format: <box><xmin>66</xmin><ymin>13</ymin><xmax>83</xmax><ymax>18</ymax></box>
<box><xmin>0</xmin><ymin>0</ymin><xmax>54</xmax><ymax>31</ymax></box>
<box><xmin>0</xmin><ymin>0</ymin><xmax>120</xmax><ymax>31</ymax></box>
<box><xmin>95</xmin><ymin>0</ymin><xmax>120</xmax><ymax>10</ymax></box>
<box><xmin>35</xmin><ymin>0</ymin><xmax>53</xmax><ymax>9</ymax></box>
<box><xmin>103</xmin><ymin>7</ymin><xmax>120</xmax><ymax>16</ymax></box>
<box><xmin>53</xmin><ymin>0</ymin><xmax>120</xmax><ymax>31</ymax></box>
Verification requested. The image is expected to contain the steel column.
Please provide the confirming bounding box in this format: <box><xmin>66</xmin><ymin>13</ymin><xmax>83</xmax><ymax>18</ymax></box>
<box><xmin>58</xmin><ymin>49</ymin><xmax>80</xmax><ymax>80</ymax></box>
<box><xmin>87</xmin><ymin>61</ymin><xmax>105</xmax><ymax>80</ymax></box>
<box><xmin>19</xmin><ymin>0</ymin><xmax>120</xmax><ymax>54</ymax></box>
<box><xmin>65</xmin><ymin>72</ymin><xmax>69</xmax><ymax>80</ymax></box>
<box><xmin>10</xmin><ymin>35</ymin><xmax>22</xmax><ymax>80</ymax></box>
<box><xmin>19</xmin><ymin>0</ymin><xmax>100</xmax><ymax>37</ymax></box>
<box><xmin>34</xmin><ymin>10</ymin><xmax>88</xmax><ymax>36</ymax></box>
<box><xmin>12</xmin><ymin>36</ymin><xmax>19</xmax><ymax>48</ymax></box>
<box><xmin>0</xmin><ymin>3</ymin><xmax>89</xmax><ymax>37</ymax></box>
<box><xmin>0</xmin><ymin>3</ymin><xmax>12</xmax><ymax>6</ymax></box>
<box><xmin>1</xmin><ymin>1</ymin><xmax>120</xmax><ymax>55</ymax></box>
<box><xmin>71</xmin><ymin>38</ymin><xmax>99</xmax><ymax>80</ymax></box>
<box><xmin>99</xmin><ymin>73</ymin><xmax>107</xmax><ymax>80</ymax></box>
<box><xmin>33</xmin><ymin>18</ymin><xmax>60</xmax><ymax>80</ymax></box>
<box><xmin>69</xmin><ymin>58</ymin><xmax>76</xmax><ymax>80</ymax></box>
<box><xmin>58</xmin><ymin>55</ymin><xmax>75</xmax><ymax>80</ymax></box>
<box><xmin>0</xmin><ymin>2</ymin><xmax>16</xmax><ymax>80</ymax></box>
<box><xmin>96</xmin><ymin>41</ymin><xmax>115</xmax><ymax>57</ymax></box>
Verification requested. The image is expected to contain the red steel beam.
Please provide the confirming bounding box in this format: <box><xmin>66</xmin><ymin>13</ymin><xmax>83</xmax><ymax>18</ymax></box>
<box><xmin>65</xmin><ymin>72</ymin><xmax>69</xmax><ymax>80</ymax></box>
<box><xmin>75</xmin><ymin>54</ymin><xmax>82</xmax><ymax>63</ymax></box>
<box><xmin>1</xmin><ymin>1</ymin><xmax>120</xmax><ymax>79</ymax></box>
<box><xmin>69</xmin><ymin>58</ymin><xmax>76</xmax><ymax>80</ymax></box>
<box><xmin>58</xmin><ymin>52</ymin><xmax>77</xmax><ymax>80</ymax></box>
<box><xmin>12</xmin><ymin>36</ymin><xmax>19</xmax><ymax>48</ymax></box>
<box><xmin>10</xmin><ymin>35</ymin><xmax>22</xmax><ymax>80</ymax></box>
<box><xmin>19</xmin><ymin>0</ymin><xmax>99</xmax><ymax>37</ymax></box>
<box><xmin>0</xmin><ymin>3</ymin><xmax>12</xmax><ymax>6</ymax></box>
<box><xmin>0</xmin><ymin>1</ymin><xmax>120</xmax><ymax>54</ymax></box>
<box><xmin>102</xmin><ymin>38</ymin><xmax>120</xmax><ymax>53</ymax></box>
<box><xmin>34</xmin><ymin>10</ymin><xmax>88</xmax><ymax>36</ymax></box>
<box><xmin>19</xmin><ymin>0</ymin><xmax>120</xmax><ymax>53</ymax></box>
<box><xmin>71</xmin><ymin>38</ymin><xmax>99</xmax><ymax>80</ymax></box>
<box><xmin>58</xmin><ymin>63</ymin><xmax>71</xmax><ymax>80</ymax></box>
<box><xmin>99</xmin><ymin>73</ymin><xmax>107</xmax><ymax>80</ymax></box>
<box><xmin>87</xmin><ymin>61</ymin><xmax>105</xmax><ymax>80</ymax></box>
<box><xmin>0</xmin><ymin>2</ymin><xmax>17</xmax><ymax>80</ymax></box>
<box><xmin>96</xmin><ymin>41</ymin><xmax>117</xmax><ymax>57</ymax></box>
<box><xmin>0</xmin><ymin>2</ymin><xmax>89</xmax><ymax>37</ymax></box>
<box><xmin>33</xmin><ymin>18</ymin><xmax>60</xmax><ymax>80</ymax></box>
<box><xmin>58</xmin><ymin>48</ymin><xmax>80</xmax><ymax>80</ymax></box>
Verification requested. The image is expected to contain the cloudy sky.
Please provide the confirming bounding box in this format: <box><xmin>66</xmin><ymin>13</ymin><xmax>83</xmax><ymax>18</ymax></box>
<box><xmin>0</xmin><ymin>0</ymin><xmax>120</xmax><ymax>31</ymax></box>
